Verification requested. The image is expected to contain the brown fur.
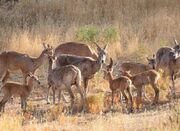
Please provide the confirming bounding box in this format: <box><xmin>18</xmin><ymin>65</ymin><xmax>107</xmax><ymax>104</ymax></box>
<box><xmin>47</xmin><ymin>56</ymin><xmax>87</xmax><ymax>113</ymax></box>
<box><xmin>104</xmin><ymin>58</ymin><xmax>133</xmax><ymax>111</ymax></box>
<box><xmin>53</xmin><ymin>43</ymin><xmax>107</xmax><ymax>95</ymax></box>
<box><xmin>0</xmin><ymin>43</ymin><xmax>53</xmax><ymax>84</ymax></box>
<box><xmin>55</xmin><ymin>42</ymin><xmax>98</xmax><ymax>60</ymax></box>
<box><xmin>0</xmin><ymin>74</ymin><xmax>40</xmax><ymax>112</ymax></box>
<box><xmin>120</xmin><ymin>62</ymin><xmax>152</xmax><ymax>75</ymax></box>
<box><xmin>120</xmin><ymin>70</ymin><xmax>160</xmax><ymax>109</ymax></box>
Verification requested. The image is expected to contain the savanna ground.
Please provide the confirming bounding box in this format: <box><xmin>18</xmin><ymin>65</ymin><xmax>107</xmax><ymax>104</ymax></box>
<box><xmin>0</xmin><ymin>0</ymin><xmax>180</xmax><ymax>130</ymax></box>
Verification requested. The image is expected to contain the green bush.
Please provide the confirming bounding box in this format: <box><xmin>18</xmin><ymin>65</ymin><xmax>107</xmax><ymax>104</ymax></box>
<box><xmin>103</xmin><ymin>27</ymin><xmax>119</xmax><ymax>42</ymax></box>
<box><xmin>75</xmin><ymin>26</ymin><xmax>99</xmax><ymax>42</ymax></box>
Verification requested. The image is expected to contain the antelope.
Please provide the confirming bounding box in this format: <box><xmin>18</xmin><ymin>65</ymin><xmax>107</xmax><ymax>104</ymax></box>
<box><xmin>46</xmin><ymin>55</ymin><xmax>66</xmax><ymax>104</ymax></box>
<box><xmin>103</xmin><ymin>58</ymin><xmax>133</xmax><ymax>112</ymax></box>
<box><xmin>47</xmin><ymin>56</ymin><xmax>87</xmax><ymax>113</ymax></box>
<box><xmin>54</xmin><ymin>42</ymin><xmax>98</xmax><ymax>60</ymax></box>
<box><xmin>0</xmin><ymin>43</ymin><xmax>53</xmax><ymax>84</ymax></box>
<box><xmin>120</xmin><ymin>70</ymin><xmax>160</xmax><ymax>109</ymax></box>
<box><xmin>0</xmin><ymin>73</ymin><xmax>40</xmax><ymax>112</ymax></box>
<box><xmin>119</xmin><ymin>56</ymin><xmax>156</xmax><ymax>100</ymax></box>
<box><xmin>167</xmin><ymin>56</ymin><xmax>180</xmax><ymax>97</ymax></box>
<box><xmin>155</xmin><ymin>39</ymin><xmax>180</xmax><ymax>71</ymax></box>
<box><xmin>153</xmin><ymin>39</ymin><xmax>180</xmax><ymax>97</ymax></box>
<box><xmin>119</xmin><ymin>55</ymin><xmax>156</xmax><ymax>75</ymax></box>
<box><xmin>53</xmin><ymin>42</ymin><xmax>107</xmax><ymax>95</ymax></box>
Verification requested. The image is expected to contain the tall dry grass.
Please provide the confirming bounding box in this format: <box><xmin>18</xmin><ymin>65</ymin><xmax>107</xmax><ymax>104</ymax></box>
<box><xmin>0</xmin><ymin>0</ymin><xmax>179</xmax><ymax>60</ymax></box>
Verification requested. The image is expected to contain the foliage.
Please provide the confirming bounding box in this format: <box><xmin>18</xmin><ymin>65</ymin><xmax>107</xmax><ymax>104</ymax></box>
<box><xmin>103</xmin><ymin>26</ymin><xmax>119</xmax><ymax>42</ymax></box>
<box><xmin>75</xmin><ymin>26</ymin><xmax>99</xmax><ymax>42</ymax></box>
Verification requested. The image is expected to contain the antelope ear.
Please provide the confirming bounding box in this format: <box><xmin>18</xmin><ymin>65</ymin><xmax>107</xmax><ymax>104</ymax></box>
<box><xmin>47</xmin><ymin>44</ymin><xmax>50</xmax><ymax>48</ymax></box>
<box><xmin>27</xmin><ymin>73</ymin><xmax>32</xmax><ymax>77</ymax></box>
<box><xmin>146</xmin><ymin>57</ymin><xmax>150</xmax><ymax>61</ymax></box>
<box><xmin>94</xmin><ymin>42</ymin><xmax>101</xmax><ymax>50</ymax></box>
<box><xmin>153</xmin><ymin>54</ymin><xmax>155</xmax><ymax>58</ymax></box>
<box><xmin>42</xmin><ymin>43</ymin><xmax>47</xmax><ymax>49</ymax></box>
<box><xmin>174</xmin><ymin>39</ymin><xmax>178</xmax><ymax>45</ymax></box>
<box><xmin>104</xmin><ymin>44</ymin><xmax>108</xmax><ymax>51</ymax></box>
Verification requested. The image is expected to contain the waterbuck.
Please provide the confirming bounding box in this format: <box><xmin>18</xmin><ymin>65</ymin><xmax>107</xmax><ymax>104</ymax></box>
<box><xmin>103</xmin><ymin>58</ymin><xmax>133</xmax><ymax>112</ymax></box>
<box><xmin>47</xmin><ymin>56</ymin><xmax>87</xmax><ymax>113</ymax></box>
<box><xmin>54</xmin><ymin>42</ymin><xmax>98</xmax><ymax>60</ymax></box>
<box><xmin>0</xmin><ymin>43</ymin><xmax>53</xmax><ymax>84</ymax></box>
<box><xmin>120</xmin><ymin>70</ymin><xmax>160</xmax><ymax>109</ymax></box>
<box><xmin>53</xmin><ymin>42</ymin><xmax>107</xmax><ymax>95</ymax></box>
<box><xmin>0</xmin><ymin>73</ymin><xmax>40</xmax><ymax>112</ymax></box>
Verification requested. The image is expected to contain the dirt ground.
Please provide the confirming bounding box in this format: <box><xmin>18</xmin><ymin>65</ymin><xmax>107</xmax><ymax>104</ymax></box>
<box><xmin>0</xmin><ymin>72</ymin><xmax>180</xmax><ymax>131</ymax></box>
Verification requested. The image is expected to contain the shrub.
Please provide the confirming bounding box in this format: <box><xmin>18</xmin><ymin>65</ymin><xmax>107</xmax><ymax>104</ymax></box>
<box><xmin>103</xmin><ymin>26</ymin><xmax>119</xmax><ymax>42</ymax></box>
<box><xmin>75</xmin><ymin>26</ymin><xmax>99</xmax><ymax>42</ymax></box>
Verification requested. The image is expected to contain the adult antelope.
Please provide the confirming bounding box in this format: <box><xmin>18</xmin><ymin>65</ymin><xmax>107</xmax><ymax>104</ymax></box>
<box><xmin>119</xmin><ymin>55</ymin><xmax>156</xmax><ymax>75</ymax></box>
<box><xmin>0</xmin><ymin>43</ymin><xmax>53</xmax><ymax>84</ymax></box>
<box><xmin>155</xmin><ymin>39</ymin><xmax>180</xmax><ymax>71</ymax></box>
<box><xmin>54</xmin><ymin>42</ymin><xmax>98</xmax><ymax>60</ymax></box>
<box><xmin>153</xmin><ymin>39</ymin><xmax>180</xmax><ymax>97</ymax></box>
<box><xmin>53</xmin><ymin>42</ymin><xmax>107</xmax><ymax>95</ymax></box>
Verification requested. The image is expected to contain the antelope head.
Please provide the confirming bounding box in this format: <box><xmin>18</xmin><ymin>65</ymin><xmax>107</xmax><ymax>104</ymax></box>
<box><xmin>42</xmin><ymin>43</ymin><xmax>54</xmax><ymax>57</ymax></box>
<box><xmin>27</xmin><ymin>73</ymin><xmax>41</xmax><ymax>86</ymax></box>
<box><xmin>94</xmin><ymin>42</ymin><xmax>107</xmax><ymax>64</ymax></box>
<box><xmin>146</xmin><ymin>54</ymin><xmax>156</xmax><ymax>69</ymax></box>
<box><xmin>173</xmin><ymin>38</ymin><xmax>180</xmax><ymax>55</ymax></box>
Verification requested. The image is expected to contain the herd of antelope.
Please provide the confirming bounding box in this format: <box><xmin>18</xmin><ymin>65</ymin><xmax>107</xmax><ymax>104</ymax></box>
<box><xmin>0</xmin><ymin>39</ymin><xmax>179</xmax><ymax>113</ymax></box>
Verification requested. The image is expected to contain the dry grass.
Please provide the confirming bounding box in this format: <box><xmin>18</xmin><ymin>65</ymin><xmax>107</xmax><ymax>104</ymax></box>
<box><xmin>0</xmin><ymin>0</ymin><xmax>180</xmax><ymax>130</ymax></box>
<box><xmin>0</xmin><ymin>0</ymin><xmax>179</xmax><ymax>59</ymax></box>
<box><xmin>0</xmin><ymin>99</ymin><xmax>179</xmax><ymax>131</ymax></box>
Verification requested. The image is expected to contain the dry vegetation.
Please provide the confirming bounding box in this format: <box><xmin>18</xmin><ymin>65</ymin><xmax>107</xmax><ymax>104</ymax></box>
<box><xmin>0</xmin><ymin>0</ymin><xmax>180</xmax><ymax>130</ymax></box>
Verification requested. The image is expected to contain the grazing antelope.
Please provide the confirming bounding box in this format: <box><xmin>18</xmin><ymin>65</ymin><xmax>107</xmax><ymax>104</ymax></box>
<box><xmin>103</xmin><ymin>58</ymin><xmax>133</xmax><ymax>111</ymax></box>
<box><xmin>0</xmin><ymin>73</ymin><xmax>40</xmax><ymax>112</ymax></box>
<box><xmin>47</xmin><ymin>56</ymin><xmax>87</xmax><ymax>113</ymax></box>
<box><xmin>54</xmin><ymin>42</ymin><xmax>98</xmax><ymax>60</ymax></box>
<box><xmin>120</xmin><ymin>70</ymin><xmax>160</xmax><ymax>109</ymax></box>
<box><xmin>0</xmin><ymin>43</ymin><xmax>53</xmax><ymax>84</ymax></box>
<box><xmin>53</xmin><ymin>42</ymin><xmax>107</xmax><ymax>95</ymax></box>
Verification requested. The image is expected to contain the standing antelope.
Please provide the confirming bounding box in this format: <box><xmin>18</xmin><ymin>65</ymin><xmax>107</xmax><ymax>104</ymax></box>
<box><xmin>53</xmin><ymin>42</ymin><xmax>107</xmax><ymax>95</ymax></box>
<box><xmin>103</xmin><ymin>58</ymin><xmax>133</xmax><ymax>112</ymax></box>
<box><xmin>120</xmin><ymin>70</ymin><xmax>160</xmax><ymax>109</ymax></box>
<box><xmin>54</xmin><ymin>42</ymin><xmax>98</xmax><ymax>60</ymax></box>
<box><xmin>155</xmin><ymin>39</ymin><xmax>180</xmax><ymax>71</ymax></box>
<box><xmin>119</xmin><ymin>55</ymin><xmax>156</xmax><ymax>75</ymax></box>
<box><xmin>0</xmin><ymin>73</ymin><xmax>40</xmax><ymax>112</ymax></box>
<box><xmin>154</xmin><ymin>39</ymin><xmax>180</xmax><ymax>97</ymax></box>
<box><xmin>0</xmin><ymin>43</ymin><xmax>53</xmax><ymax>84</ymax></box>
<box><xmin>47</xmin><ymin>56</ymin><xmax>87</xmax><ymax>113</ymax></box>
